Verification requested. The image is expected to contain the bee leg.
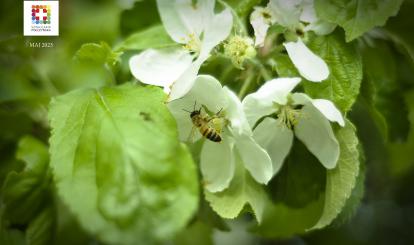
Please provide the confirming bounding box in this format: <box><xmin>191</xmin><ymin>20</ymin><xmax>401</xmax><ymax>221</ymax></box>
<box><xmin>207</xmin><ymin>108</ymin><xmax>223</xmax><ymax>122</ymax></box>
<box><xmin>215</xmin><ymin>108</ymin><xmax>223</xmax><ymax>116</ymax></box>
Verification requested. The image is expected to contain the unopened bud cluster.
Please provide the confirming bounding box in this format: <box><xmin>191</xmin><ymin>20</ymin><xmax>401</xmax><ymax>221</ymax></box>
<box><xmin>224</xmin><ymin>36</ymin><xmax>256</xmax><ymax>69</ymax></box>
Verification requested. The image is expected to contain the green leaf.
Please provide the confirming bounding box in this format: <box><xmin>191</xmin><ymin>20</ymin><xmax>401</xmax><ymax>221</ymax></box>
<box><xmin>252</xmin><ymin>139</ymin><xmax>326</xmax><ymax>238</ymax></box>
<box><xmin>74</xmin><ymin>42</ymin><xmax>122</xmax><ymax>66</ymax></box>
<box><xmin>174</xmin><ymin>221</ymin><xmax>213</xmax><ymax>245</ymax></box>
<box><xmin>252</xmin><ymin>197</ymin><xmax>324</xmax><ymax>238</ymax></box>
<box><xmin>253</xmin><ymin>121</ymin><xmax>361</xmax><ymax>236</ymax></box>
<box><xmin>15</xmin><ymin>137</ymin><xmax>48</xmax><ymax>173</ymax></box>
<box><xmin>359</xmin><ymin>77</ymin><xmax>389</xmax><ymax>141</ymax></box>
<box><xmin>54</xmin><ymin>199</ymin><xmax>95</xmax><ymax>245</ymax></box>
<box><xmin>205</xmin><ymin>157</ymin><xmax>267</xmax><ymax>223</ymax></box>
<box><xmin>311</xmin><ymin>120</ymin><xmax>361</xmax><ymax>230</ymax></box>
<box><xmin>197</xmin><ymin>198</ymin><xmax>230</xmax><ymax>231</ymax></box>
<box><xmin>384</xmin><ymin>0</ymin><xmax>414</xmax><ymax>63</ymax></box>
<box><xmin>26</xmin><ymin>206</ymin><xmax>56</xmax><ymax>245</ymax></box>
<box><xmin>359</xmin><ymin>38</ymin><xmax>411</xmax><ymax>141</ymax></box>
<box><xmin>0</xmin><ymin>228</ymin><xmax>26</xmax><ymax>245</ymax></box>
<box><xmin>388</xmin><ymin>90</ymin><xmax>414</xmax><ymax>177</ymax></box>
<box><xmin>116</xmin><ymin>25</ymin><xmax>177</xmax><ymax>51</ymax></box>
<box><xmin>1</xmin><ymin>136</ymin><xmax>51</xmax><ymax>224</ymax></box>
<box><xmin>304</xmin><ymin>32</ymin><xmax>363</xmax><ymax>113</ymax></box>
<box><xmin>315</xmin><ymin>0</ymin><xmax>403</xmax><ymax>42</ymax></box>
<box><xmin>48</xmin><ymin>84</ymin><xmax>199</xmax><ymax>244</ymax></box>
<box><xmin>268</xmin><ymin>139</ymin><xmax>326</xmax><ymax>209</ymax></box>
<box><xmin>223</xmin><ymin>0</ymin><xmax>262</xmax><ymax>17</ymax></box>
<box><xmin>0</xmin><ymin>110</ymin><xmax>33</xmax><ymax>142</ymax></box>
<box><xmin>120</xmin><ymin>0</ymin><xmax>160</xmax><ymax>35</ymax></box>
<box><xmin>360</xmin><ymin>39</ymin><xmax>397</xmax><ymax>90</ymax></box>
<box><xmin>63</xmin><ymin>3</ymin><xmax>119</xmax><ymax>45</ymax></box>
<box><xmin>272</xmin><ymin>54</ymin><xmax>299</xmax><ymax>78</ymax></box>
<box><xmin>331</xmin><ymin>157</ymin><xmax>365</xmax><ymax>226</ymax></box>
<box><xmin>358</xmin><ymin>38</ymin><xmax>398</xmax><ymax>140</ymax></box>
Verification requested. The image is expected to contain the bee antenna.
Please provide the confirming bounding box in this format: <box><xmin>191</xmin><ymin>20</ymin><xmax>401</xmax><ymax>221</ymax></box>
<box><xmin>193</xmin><ymin>101</ymin><xmax>197</xmax><ymax>111</ymax></box>
<box><xmin>182</xmin><ymin>109</ymin><xmax>192</xmax><ymax>113</ymax></box>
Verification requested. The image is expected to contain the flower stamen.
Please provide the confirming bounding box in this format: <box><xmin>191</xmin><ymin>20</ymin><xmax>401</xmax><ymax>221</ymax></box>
<box><xmin>183</xmin><ymin>33</ymin><xmax>201</xmax><ymax>55</ymax></box>
<box><xmin>278</xmin><ymin>105</ymin><xmax>302</xmax><ymax>129</ymax></box>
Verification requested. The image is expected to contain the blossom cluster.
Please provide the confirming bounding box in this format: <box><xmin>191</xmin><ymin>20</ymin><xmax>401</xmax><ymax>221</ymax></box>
<box><xmin>129</xmin><ymin>0</ymin><xmax>344</xmax><ymax>192</ymax></box>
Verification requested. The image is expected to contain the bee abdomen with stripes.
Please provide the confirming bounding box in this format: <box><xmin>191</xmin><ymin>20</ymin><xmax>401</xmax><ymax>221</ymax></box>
<box><xmin>200</xmin><ymin>125</ymin><xmax>222</xmax><ymax>142</ymax></box>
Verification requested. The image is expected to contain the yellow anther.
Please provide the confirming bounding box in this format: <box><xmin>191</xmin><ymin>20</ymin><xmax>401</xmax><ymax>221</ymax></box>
<box><xmin>183</xmin><ymin>33</ymin><xmax>201</xmax><ymax>54</ymax></box>
<box><xmin>278</xmin><ymin>105</ymin><xmax>302</xmax><ymax>129</ymax></box>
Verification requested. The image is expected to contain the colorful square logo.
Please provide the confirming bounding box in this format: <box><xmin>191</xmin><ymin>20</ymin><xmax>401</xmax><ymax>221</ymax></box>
<box><xmin>24</xmin><ymin>1</ymin><xmax>59</xmax><ymax>36</ymax></box>
<box><xmin>31</xmin><ymin>4</ymin><xmax>51</xmax><ymax>25</ymax></box>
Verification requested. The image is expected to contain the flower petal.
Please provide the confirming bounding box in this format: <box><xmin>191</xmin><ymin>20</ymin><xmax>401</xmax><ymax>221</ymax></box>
<box><xmin>305</xmin><ymin>21</ymin><xmax>336</xmax><ymax>35</ymax></box>
<box><xmin>167</xmin><ymin>98</ymin><xmax>201</xmax><ymax>142</ymax></box>
<box><xmin>187</xmin><ymin>75</ymin><xmax>229</xmax><ymax>112</ymax></box>
<box><xmin>299</xmin><ymin>0</ymin><xmax>317</xmax><ymax>24</ymax></box>
<box><xmin>200</xmin><ymin>136</ymin><xmax>235</xmax><ymax>192</ymax></box>
<box><xmin>156</xmin><ymin>0</ymin><xmax>189</xmax><ymax>43</ymax></box>
<box><xmin>129</xmin><ymin>48</ymin><xmax>193</xmax><ymax>88</ymax></box>
<box><xmin>268</xmin><ymin>0</ymin><xmax>302</xmax><ymax>29</ymax></box>
<box><xmin>234</xmin><ymin>134</ymin><xmax>273</xmax><ymax>184</ymax></box>
<box><xmin>199</xmin><ymin>8</ymin><xmax>233</xmax><ymax>59</ymax></box>
<box><xmin>224</xmin><ymin>87</ymin><xmax>251</xmax><ymax>135</ymax></box>
<box><xmin>291</xmin><ymin>92</ymin><xmax>312</xmax><ymax>105</ymax></box>
<box><xmin>251</xmin><ymin>77</ymin><xmax>302</xmax><ymax>105</ymax></box>
<box><xmin>168</xmin><ymin>58</ymin><xmax>203</xmax><ymax>101</ymax></box>
<box><xmin>300</xmin><ymin>0</ymin><xmax>336</xmax><ymax>35</ymax></box>
<box><xmin>156</xmin><ymin>0</ymin><xmax>215</xmax><ymax>43</ymax></box>
<box><xmin>284</xmin><ymin>39</ymin><xmax>329</xmax><ymax>82</ymax></box>
<box><xmin>242</xmin><ymin>77</ymin><xmax>301</xmax><ymax>126</ymax></box>
<box><xmin>250</xmin><ymin>7</ymin><xmax>271</xmax><ymax>47</ymax></box>
<box><xmin>243</xmin><ymin>98</ymin><xmax>276</xmax><ymax>129</ymax></box>
<box><xmin>311</xmin><ymin>99</ymin><xmax>345</xmax><ymax>126</ymax></box>
<box><xmin>291</xmin><ymin>93</ymin><xmax>344</xmax><ymax>126</ymax></box>
<box><xmin>176</xmin><ymin>0</ymin><xmax>215</xmax><ymax>38</ymax></box>
<box><xmin>253</xmin><ymin>117</ymin><xmax>294</xmax><ymax>175</ymax></box>
<box><xmin>295</xmin><ymin>104</ymin><xmax>340</xmax><ymax>169</ymax></box>
<box><xmin>168</xmin><ymin>75</ymin><xmax>229</xmax><ymax>141</ymax></box>
<box><xmin>164</xmin><ymin>4</ymin><xmax>232</xmax><ymax>101</ymax></box>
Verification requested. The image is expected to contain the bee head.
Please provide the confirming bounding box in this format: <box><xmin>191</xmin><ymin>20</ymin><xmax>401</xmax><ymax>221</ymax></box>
<box><xmin>190</xmin><ymin>108</ymin><xmax>201</xmax><ymax>118</ymax></box>
<box><xmin>183</xmin><ymin>101</ymin><xmax>202</xmax><ymax>118</ymax></box>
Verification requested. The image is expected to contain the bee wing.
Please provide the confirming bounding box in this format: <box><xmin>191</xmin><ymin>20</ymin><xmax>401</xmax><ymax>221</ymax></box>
<box><xmin>186</xmin><ymin>125</ymin><xmax>197</xmax><ymax>143</ymax></box>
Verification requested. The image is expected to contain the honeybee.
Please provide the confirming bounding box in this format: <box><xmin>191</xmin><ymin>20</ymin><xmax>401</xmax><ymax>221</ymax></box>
<box><xmin>184</xmin><ymin>102</ymin><xmax>223</xmax><ymax>143</ymax></box>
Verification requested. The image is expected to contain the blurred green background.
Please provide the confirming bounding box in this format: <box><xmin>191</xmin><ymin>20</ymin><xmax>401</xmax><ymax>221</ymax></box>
<box><xmin>1</xmin><ymin>0</ymin><xmax>414</xmax><ymax>244</ymax></box>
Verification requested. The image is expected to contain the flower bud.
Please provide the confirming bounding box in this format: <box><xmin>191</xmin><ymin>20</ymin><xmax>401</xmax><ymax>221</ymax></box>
<box><xmin>224</xmin><ymin>36</ymin><xmax>257</xmax><ymax>69</ymax></box>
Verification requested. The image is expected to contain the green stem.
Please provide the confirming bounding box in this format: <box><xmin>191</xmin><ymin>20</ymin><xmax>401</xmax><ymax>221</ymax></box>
<box><xmin>220</xmin><ymin>65</ymin><xmax>235</xmax><ymax>85</ymax></box>
<box><xmin>260</xmin><ymin>66</ymin><xmax>272</xmax><ymax>81</ymax></box>
<box><xmin>238</xmin><ymin>73</ymin><xmax>254</xmax><ymax>99</ymax></box>
<box><xmin>235</xmin><ymin>0</ymin><xmax>262</xmax><ymax>17</ymax></box>
<box><xmin>249</xmin><ymin>58</ymin><xmax>272</xmax><ymax>81</ymax></box>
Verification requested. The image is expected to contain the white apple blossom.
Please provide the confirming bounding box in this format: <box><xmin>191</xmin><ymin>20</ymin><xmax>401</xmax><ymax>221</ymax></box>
<box><xmin>250</xmin><ymin>0</ymin><xmax>336</xmax><ymax>82</ymax></box>
<box><xmin>129</xmin><ymin>0</ymin><xmax>233</xmax><ymax>101</ymax></box>
<box><xmin>243</xmin><ymin>77</ymin><xmax>344</xmax><ymax>175</ymax></box>
<box><xmin>168</xmin><ymin>75</ymin><xmax>273</xmax><ymax>192</ymax></box>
